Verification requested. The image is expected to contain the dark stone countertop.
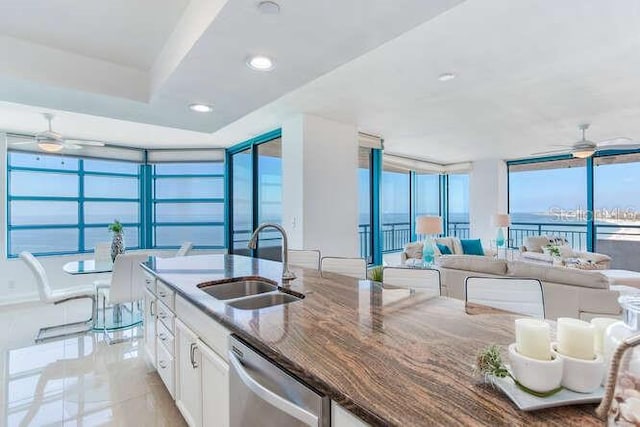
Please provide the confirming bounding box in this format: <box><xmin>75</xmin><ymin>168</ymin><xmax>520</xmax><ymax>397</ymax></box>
<box><xmin>142</xmin><ymin>254</ymin><xmax>602</xmax><ymax>427</ymax></box>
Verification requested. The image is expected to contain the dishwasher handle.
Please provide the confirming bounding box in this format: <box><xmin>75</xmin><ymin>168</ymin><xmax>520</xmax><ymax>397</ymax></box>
<box><xmin>228</xmin><ymin>350</ymin><xmax>319</xmax><ymax>427</ymax></box>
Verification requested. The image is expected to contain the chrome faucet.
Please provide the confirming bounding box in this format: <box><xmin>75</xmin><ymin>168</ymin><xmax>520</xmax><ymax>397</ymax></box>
<box><xmin>248</xmin><ymin>223</ymin><xmax>296</xmax><ymax>281</ymax></box>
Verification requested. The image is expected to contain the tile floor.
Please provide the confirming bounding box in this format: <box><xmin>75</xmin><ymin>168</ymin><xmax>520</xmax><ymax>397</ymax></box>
<box><xmin>0</xmin><ymin>300</ymin><xmax>186</xmax><ymax>427</ymax></box>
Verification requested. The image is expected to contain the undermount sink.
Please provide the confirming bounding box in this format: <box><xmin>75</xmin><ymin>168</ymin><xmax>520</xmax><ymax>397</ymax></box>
<box><xmin>227</xmin><ymin>293</ymin><xmax>302</xmax><ymax>310</ymax></box>
<box><xmin>198</xmin><ymin>279</ymin><xmax>277</xmax><ymax>300</ymax></box>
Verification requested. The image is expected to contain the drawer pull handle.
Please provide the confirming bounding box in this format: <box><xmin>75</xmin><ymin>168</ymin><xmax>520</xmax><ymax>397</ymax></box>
<box><xmin>145</xmin><ymin>278</ymin><xmax>152</xmax><ymax>284</ymax></box>
<box><xmin>190</xmin><ymin>342</ymin><xmax>199</xmax><ymax>369</ymax></box>
<box><xmin>158</xmin><ymin>360</ymin><xmax>168</xmax><ymax>369</ymax></box>
<box><xmin>158</xmin><ymin>312</ymin><xmax>167</xmax><ymax>319</ymax></box>
<box><xmin>158</xmin><ymin>291</ymin><xmax>168</xmax><ymax>298</ymax></box>
<box><xmin>159</xmin><ymin>333</ymin><xmax>167</xmax><ymax>341</ymax></box>
<box><xmin>149</xmin><ymin>300</ymin><xmax>155</xmax><ymax>316</ymax></box>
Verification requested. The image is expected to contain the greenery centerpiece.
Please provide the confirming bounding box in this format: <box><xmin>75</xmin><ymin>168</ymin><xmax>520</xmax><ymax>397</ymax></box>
<box><xmin>368</xmin><ymin>266</ymin><xmax>383</xmax><ymax>283</ymax></box>
<box><xmin>108</xmin><ymin>219</ymin><xmax>125</xmax><ymax>262</ymax></box>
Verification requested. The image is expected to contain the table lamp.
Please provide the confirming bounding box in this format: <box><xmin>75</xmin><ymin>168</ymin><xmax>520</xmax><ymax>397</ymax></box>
<box><xmin>416</xmin><ymin>216</ymin><xmax>443</xmax><ymax>266</ymax></box>
<box><xmin>493</xmin><ymin>213</ymin><xmax>510</xmax><ymax>248</ymax></box>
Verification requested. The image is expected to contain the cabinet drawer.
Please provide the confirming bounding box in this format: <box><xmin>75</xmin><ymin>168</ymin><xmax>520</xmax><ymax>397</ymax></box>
<box><xmin>156</xmin><ymin>340</ymin><xmax>175</xmax><ymax>399</ymax></box>
<box><xmin>144</xmin><ymin>274</ymin><xmax>156</xmax><ymax>294</ymax></box>
<box><xmin>156</xmin><ymin>280</ymin><xmax>175</xmax><ymax>310</ymax></box>
<box><xmin>156</xmin><ymin>319</ymin><xmax>175</xmax><ymax>357</ymax></box>
<box><xmin>156</xmin><ymin>301</ymin><xmax>175</xmax><ymax>333</ymax></box>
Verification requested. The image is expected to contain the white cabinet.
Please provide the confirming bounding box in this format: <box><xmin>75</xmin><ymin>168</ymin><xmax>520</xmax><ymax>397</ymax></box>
<box><xmin>176</xmin><ymin>319</ymin><xmax>203</xmax><ymax>427</ymax></box>
<box><xmin>144</xmin><ymin>288</ymin><xmax>157</xmax><ymax>366</ymax></box>
<box><xmin>199</xmin><ymin>338</ymin><xmax>229</xmax><ymax>427</ymax></box>
<box><xmin>176</xmin><ymin>319</ymin><xmax>230</xmax><ymax>427</ymax></box>
<box><xmin>332</xmin><ymin>401</ymin><xmax>370</xmax><ymax>427</ymax></box>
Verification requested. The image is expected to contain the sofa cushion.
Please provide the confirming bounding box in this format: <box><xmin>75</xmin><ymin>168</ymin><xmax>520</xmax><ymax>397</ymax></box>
<box><xmin>521</xmin><ymin>251</ymin><xmax>552</xmax><ymax>263</ymax></box>
<box><xmin>508</xmin><ymin>261</ymin><xmax>610</xmax><ymax>289</ymax></box>
<box><xmin>524</xmin><ymin>236</ymin><xmax>551</xmax><ymax>253</ymax></box>
<box><xmin>437</xmin><ymin>255</ymin><xmax>508</xmax><ymax>275</ymax></box>
<box><xmin>404</xmin><ymin>242</ymin><xmax>423</xmax><ymax>260</ymax></box>
<box><xmin>460</xmin><ymin>239</ymin><xmax>485</xmax><ymax>256</ymax></box>
<box><xmin>436</xmin><ymin>243</ymin><xmax>452</xmax><ymax>255</ymax></box>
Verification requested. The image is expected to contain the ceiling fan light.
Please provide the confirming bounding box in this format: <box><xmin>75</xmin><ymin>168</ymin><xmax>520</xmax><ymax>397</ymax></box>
<box><xmin>572</xmin><ymin>149</ymin><xmax>595</xmax><ymax>159</ymax></box>
<box><xmin>37</xmin><ymin>141</ymin><xmax>64</xmax><ymax>153</ymax></box>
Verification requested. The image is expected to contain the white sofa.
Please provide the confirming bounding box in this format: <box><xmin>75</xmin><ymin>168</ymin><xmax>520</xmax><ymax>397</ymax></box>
<box><xmin>436</xmin><ymin>255</ymin><xmax>637</xmax><ymax>320</ymax></box>
<box><xmin>519</xmin><ymin>235</ymin><xmax>612</xmax><ymax>269</ymax></box>
<box><xmin>400</xmin><ymin>237</ymin><xmax>495</xmax><ymax>265</ymax></box>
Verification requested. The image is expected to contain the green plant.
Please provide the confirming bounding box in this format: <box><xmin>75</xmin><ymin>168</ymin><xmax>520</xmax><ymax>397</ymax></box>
<box><xmin>475</xmin><ymin>344</ymin><xmax>562</xmax><ymax>398</ymax></box>
<box><xmin>108</xmin><ymin>219</ymin><xmax>123</xmax><ymax>234</ymax></box>
<box><xmin>546</xmin><ymin>244</ymin><xmax>561</xmax><ymax>258</ymax></box>
<box><xmin>368</xmin><ymin>266</ymin><xmax>383</xmax><ymax>282</ymax></box>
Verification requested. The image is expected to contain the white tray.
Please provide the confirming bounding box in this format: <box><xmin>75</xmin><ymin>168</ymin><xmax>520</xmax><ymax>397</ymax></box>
<box><xmin>489</xmin><ymin>375</ymin><xmax>604</xmax><ymax>411</ymax></box>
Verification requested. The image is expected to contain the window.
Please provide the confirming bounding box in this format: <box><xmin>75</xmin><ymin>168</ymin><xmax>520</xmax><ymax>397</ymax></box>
<box><xmin>508</xmin><ymin>158</ymin><xmax>587</xmax><ymax>250</ymax></box>
<box><xmin>256</xmin><ymin>138</ymin><xmax>282</xmax><ymax>260</ymax></box>
<box><xmin>152</xmin><ymin>162</ymin><xmax>225</xmax><ymax>249</ymax></box>
<box><xmin>594</xmin><ymin>153</ymin><xmax>640</xmax><ymax>270</ymax></box>
<box><xmin>415</xmin><ymin>173</ymin><xmax>440</xmax><ymax>218</ymax></box>
<box><xmin>447</xmin><ymin>174</ymin><xmax>469</xmax><ymax>238</ymax></box>
<box><xmin>381</xmin><ymin>164</ymin><xmax>410</xmax><ymax>253</ymax></box>
<box><xmin>7</xmin><ymin>152</ymin><xmax>141</xmax><ymax>256</ymax></box>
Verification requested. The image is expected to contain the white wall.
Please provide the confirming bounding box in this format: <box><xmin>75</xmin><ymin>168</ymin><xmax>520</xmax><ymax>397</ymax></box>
<box><xmin>282</xmin><ymin>114</ymin><xmax>359</xmax><ymax>257</ymax></box>
<box><xmin>469</xmin><ymin>158</ymin><xmax>508</xmax><ymax>245</ymax></box>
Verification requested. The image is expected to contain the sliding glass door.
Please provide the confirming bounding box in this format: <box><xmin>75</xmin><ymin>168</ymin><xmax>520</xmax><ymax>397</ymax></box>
<box><xmin>231</xmin><ymin>148</ymin><xmax>253</xmax><ymax>256</ymax></box>
<box><xmin>256</xmin><ymin>138</ymin><xmax>283</xmax><ymax>261</ymax></box>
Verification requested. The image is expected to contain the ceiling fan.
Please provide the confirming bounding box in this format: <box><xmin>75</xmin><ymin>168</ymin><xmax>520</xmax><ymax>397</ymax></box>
<box><xmin>531</xmin><ymin>124</ymin><xmax>640</xmax><ymax>159</ymax></box>
<box><xmin>8</xmin><ymin>113</ymin><xmax>106</xmax><ymax>153</ymax></box>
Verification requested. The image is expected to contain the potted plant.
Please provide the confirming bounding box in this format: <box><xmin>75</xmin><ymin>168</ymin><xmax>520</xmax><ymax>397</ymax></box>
<box><xmin>368</xmin><ymin>265</ymin><xmax>384</xmax><ymax>283</ymax></box>
<box><xmin>108</xmin><ymin>219</ymin><xmax>125</xmax><ymax>262</ymax></box>
<box><xmin>546</xmin><ymin>245</ymin><xmax>563</xmax><ymax>266</ymax></box>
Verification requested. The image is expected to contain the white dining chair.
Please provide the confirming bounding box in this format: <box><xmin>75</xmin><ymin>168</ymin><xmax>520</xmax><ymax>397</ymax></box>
<box><xmin>288</xmin><ymin>249</ymin><xmax>321</xmax><ymax>271</ymax></box>
<box><xmin>320</xmin><ymin>256</ymin><xmax>367</xmax><ymax>279</ymax></box>
<box><xmin>94</xmin><ymin>253</ymin><xmax>150</xmax><ymax>343</ymax></box>
<box><xmin>176</xmin><ymin>241</ymin><xmax>193</xmax><ymax>257</ymax></box>
<box><xmin>465</xmin><ymin>277</ymin><xmax>545</xmax><ymax>318</ymax></box>
<box><xmin>20</xmin><ymin>251</ymin><xmax>97</xmax><ymax>343</ymax></box>
<box><xmin>383</xmin><ymin>267</ymin><xmax>441</xmax><ymax>295</ymax></box>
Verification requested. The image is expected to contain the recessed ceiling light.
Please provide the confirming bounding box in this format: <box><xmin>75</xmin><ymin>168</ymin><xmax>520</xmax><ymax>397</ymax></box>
<box><xmin>258</xmin><ymin>1</ymin><xmax>280</xmax><ymax>14</ymax></box>
<box><xmin>438</xmin><ymin>73</ymin><xmax>456</xmax><ymax>82</ymax></box>
<box><xmin>189</xmin><ymin>103</ymin><xmax>213</xmax><ymax>113</ymax></box>
<box><xmin>247</xmin><ymin>55</ymin><xmax>274</xmax><ymax>71</ymax></box>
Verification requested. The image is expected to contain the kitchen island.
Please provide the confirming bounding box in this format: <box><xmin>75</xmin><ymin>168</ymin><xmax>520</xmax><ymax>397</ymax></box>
<box><xmin>142</xmin><ymin>254</ymin><xmax>601</xmax><ymax>426</ymax></box>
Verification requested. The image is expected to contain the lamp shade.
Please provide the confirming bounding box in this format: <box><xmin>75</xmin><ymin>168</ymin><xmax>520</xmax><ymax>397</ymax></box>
<box><xmin>416</xmin><ymin>216</ymin><xmax>443</xmax><ymax>235</ymax></box>
<box><xmin>493</xmin><ymin>213</ymin><xmax>511</xmax><ymax>227</ymax></box>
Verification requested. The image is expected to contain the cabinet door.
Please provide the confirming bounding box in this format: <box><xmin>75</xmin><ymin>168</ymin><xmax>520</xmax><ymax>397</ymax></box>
<box><xmin>144</xmin><ymin>289</ymin><xmax>157</xmax><ymax>366</ymax></box>
<box><xmin>176</xmin><ymin>319</ymin><xmax>203</xmax><ymax>427</ymax></box>
<box><xmin>198</xmin><ymin>339</ymin><xmax>229</xmax><ymax>427</ymax></box>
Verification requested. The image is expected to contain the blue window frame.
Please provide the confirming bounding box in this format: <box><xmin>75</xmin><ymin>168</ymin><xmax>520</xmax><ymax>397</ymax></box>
<box><xmin>151</xmin><ymin>162</ymin><xmax>225</xmax><ymax>249</ymax></box>
<box><xmin>7</xmin><ymin>152</ymin><xmax>142</xmax><ymax>257</ymax></box>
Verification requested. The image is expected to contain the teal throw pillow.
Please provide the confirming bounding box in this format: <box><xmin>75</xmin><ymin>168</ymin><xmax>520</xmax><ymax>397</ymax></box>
<box><xmin>460</xmin><ymin>239</ymin><xmax>485</xmax><ymax>256</ymax></box>
<box><xmin>436</xmin><ymin>243</ymin><xmax>452</xmax><ymax>255</ymax></box>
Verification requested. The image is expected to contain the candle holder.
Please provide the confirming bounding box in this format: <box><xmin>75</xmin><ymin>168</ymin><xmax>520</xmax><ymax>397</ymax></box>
<box><xmin>552</xmin><ymin>343</ymin><xmax>605</xmax><ymax>393</ymax></box>
<box><xmin>508</xmin><ymin>343</ymin><xmax>563</xmax><ymax>393</ymax></box>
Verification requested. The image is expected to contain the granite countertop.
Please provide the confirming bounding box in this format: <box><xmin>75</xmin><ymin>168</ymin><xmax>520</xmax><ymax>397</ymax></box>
<box><xmin>142</xmin><ymin>254</ymin><xmax>601</xmax><ymax>426</ymax></box>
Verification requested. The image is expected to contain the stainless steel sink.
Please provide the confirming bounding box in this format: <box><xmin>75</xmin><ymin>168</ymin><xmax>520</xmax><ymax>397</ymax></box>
<box><xmin>198</xmin><ymin>279</ymin><xmax>277</xmax><ymax>300</ymax></box>
<box><xmin>227</xmin><ymin>293</ymin><xmax>302</xmax><ymax>310</ymax></box>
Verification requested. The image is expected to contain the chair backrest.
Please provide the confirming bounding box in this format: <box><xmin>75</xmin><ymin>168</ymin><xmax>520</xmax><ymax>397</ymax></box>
<box><xmin>20</xmin><ymin>251</ymin><xmax>53</xmax><ymax>303</ymax></box>
<box><xmin>176</xmin><ymin>242</ymin><xmax>193</xmax><ymax>257</ymax></box>
<box><xmin>320</xmin><ymin>257</ymin><xmax>367</xmax><ymax>279</ymax></box>
<box><xmin>288</xmin><ymin>249</ymin><xmax>321</xmax><ymax>271</ymax></box>
<box><xmin>383</xmin><ymin>267</ymin><xmax>441</xmax><ymax>295</ymax></box>
<box><xmin>465</xmin><ymin>276</ymin><xmax>545</xmax><ymax>318</ymax></box>
<box><xmin>109</xmin><ymin>253</ymin><xmax>150</xmax><ymax>304</ymax></box>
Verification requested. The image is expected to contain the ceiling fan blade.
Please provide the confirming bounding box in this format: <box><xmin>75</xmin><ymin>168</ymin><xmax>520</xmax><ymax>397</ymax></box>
<box><xmin>597</xmin><ymin>137</ymin><xmax>640</xmax><ymax>150</ymax></box>
<box><xmin>63</xmin><ymin>143</ymin><xmax>83</xmax><ymax>150</ymax></box>
<box><xmin>8</xmin><ymin>140</ymin><xmax>37</xmax><ymax>146</ymax></box>
<box><xmin>64</xmin><ymin>139</ymin><xmax>105</xmax><ymax>147</ymax></box>
<box><xmin>530</xmin><ymin>148</ymin><xmax>571</xmax><ymax>156</ymax></box>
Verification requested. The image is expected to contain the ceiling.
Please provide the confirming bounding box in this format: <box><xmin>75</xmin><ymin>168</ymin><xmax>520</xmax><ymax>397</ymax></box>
<box><xmin>2</xmin><ymin>0</ymin><xmax>640</xmax><ymax>163</ymax></box>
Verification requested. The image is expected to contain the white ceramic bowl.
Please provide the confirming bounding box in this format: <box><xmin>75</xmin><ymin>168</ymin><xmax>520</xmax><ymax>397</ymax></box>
<box><xmin>508</xmin><ymin>343</ymin><xmax>563</xmax><ymax>393</ymax></box>
<box><xmin>551</xmin><ymin>343</ymin><xmax>605</xmax><ymax>393</ymax></box>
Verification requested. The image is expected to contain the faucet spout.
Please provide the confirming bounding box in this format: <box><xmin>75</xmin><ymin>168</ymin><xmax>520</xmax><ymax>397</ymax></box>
<box><xmin>248</xmin><ymin>223</ymin><xmax>296</xmax><ymax>281</ymax></box>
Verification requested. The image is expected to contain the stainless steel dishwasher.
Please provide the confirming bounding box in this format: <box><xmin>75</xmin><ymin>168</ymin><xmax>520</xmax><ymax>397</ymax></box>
<box><xmin>228</xmin><ymin>335</ymin><xmax>330</xmax><ymax>427</ymax></box>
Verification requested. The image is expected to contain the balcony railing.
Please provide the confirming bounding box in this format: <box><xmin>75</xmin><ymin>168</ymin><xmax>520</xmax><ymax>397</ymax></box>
<box><xmin>358</xmin><ymin>221</ymin><xmax>470</xmax><ymax>259</ymax></box>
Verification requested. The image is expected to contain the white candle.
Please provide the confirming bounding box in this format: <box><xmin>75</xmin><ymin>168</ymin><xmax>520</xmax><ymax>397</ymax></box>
<box><xmin>590</xmin><ymin>317</ymin><xmax>618</xmax><ymax>355</ymax></box>
<box><xmin>515</xmin><ymin>318</ymin><xmax>551</xmax><ymax>360</ymax></box>
<box><xmin>557</xmin><ymin>318</ymin><xmax>596</xmax><ymax>360</ymax></box>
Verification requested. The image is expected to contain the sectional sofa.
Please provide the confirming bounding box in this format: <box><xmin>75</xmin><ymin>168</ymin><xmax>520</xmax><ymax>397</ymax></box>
<box><xmin>436</xmin><ymin>255</ymin><xmax>638</xmax><ymax>320</ymax></box>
